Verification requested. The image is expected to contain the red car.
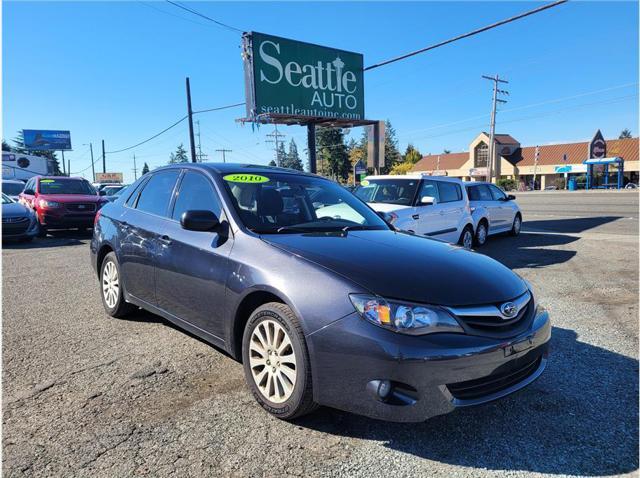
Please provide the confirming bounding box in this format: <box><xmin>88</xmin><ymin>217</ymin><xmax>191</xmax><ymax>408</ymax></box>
<box><xmin>19</xmin><ymin>176</ymin><xmax>106</xmax><ymax>236</ymax></box>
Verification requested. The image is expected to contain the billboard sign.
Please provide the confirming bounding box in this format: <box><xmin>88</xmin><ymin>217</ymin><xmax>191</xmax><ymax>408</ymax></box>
<box><xmin>243</xmin><ymin>32</ymin><xmax>365</xmax><ymax>121</ymax></box>
<box><xmin>589</xmin><ymin>130</ymin><xmax>606</xmax><ymax>159</ymax></box>
<box><xmin>95</xmin><ymin>172</ymin><xmax>123</xmax><ymax>183</ymax></box>
<box><xmin>22</xmin><ymin>130</ymin><xmax>72</xmax><ymax>151</ymax></box>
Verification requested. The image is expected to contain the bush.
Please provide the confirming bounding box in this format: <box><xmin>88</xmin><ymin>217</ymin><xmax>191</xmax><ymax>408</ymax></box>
<box><xmin>496</xmin><ymin>178</ymin><xmax>518</xmax><ymax>191</ymax></box>
<box><xmin>554</xmin><ymin>177</ymin><xmax>566</xmax><ymax>190</ymax></box>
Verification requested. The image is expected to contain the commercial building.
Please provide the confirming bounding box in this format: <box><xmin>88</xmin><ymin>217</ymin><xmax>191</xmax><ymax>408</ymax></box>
<box><xmin>412</xmin><ymin>131</ymin><xmax>639</xmax><ymax>189</ymax></box>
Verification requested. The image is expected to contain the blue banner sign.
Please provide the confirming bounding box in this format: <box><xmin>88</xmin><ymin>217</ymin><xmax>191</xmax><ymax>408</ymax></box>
<box><xmin>22</xmin><ymin>129</ymin><xmax>72</xmax><ymax>150</ymax></box>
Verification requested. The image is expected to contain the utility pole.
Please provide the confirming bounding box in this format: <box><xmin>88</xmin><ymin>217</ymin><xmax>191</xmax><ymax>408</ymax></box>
<box><xmin>89</xmin><ymin>143</ymin><xmax>95</xmax><ymax>182</ymax></box>
<box><xmin>101</xmin><ymin>139</ymin><xmax>106</xmax><ymax>173</ymax></box>
<box><xmin>186</xmin><ymin>77</ymin><xmax>197</xmax><ymax>163</ymax></box>
<box><xmin>482</xmin><ymin>74</ymin><xmax>509</xmax><ymax>183</ymax></box>
<box><xmin>133</xmin><ymin>154</ymin><xmax>138</xmax><ymax>180</ymax></box>
<box><xmin>215</xmin><ymin>149</ymin><xmax>232</xmax><ymax>163</ymax></box>
<box><xmin>195</xmin><ymin>120</ymin><xmax>208</xmax><ymax>162</ymax></box>
<box><xmin>265</xmin><ymin>125</ymin><xmax>286</xmax><ymax>167</ymax></box>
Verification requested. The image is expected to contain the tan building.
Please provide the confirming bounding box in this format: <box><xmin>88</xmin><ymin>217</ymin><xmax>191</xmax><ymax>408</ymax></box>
<box><xmin>412</xmin><ymin>132</ymin><xmax>639</xmax><ymax>189</ymax></box>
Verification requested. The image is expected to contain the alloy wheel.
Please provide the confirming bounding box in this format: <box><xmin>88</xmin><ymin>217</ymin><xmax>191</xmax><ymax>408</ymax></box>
<box><xmin>463</xmin><ymin>229</ymin><xmax>473</xmax><ymax>249</ymax></box>
<box><xmin>477</xmin><ymin>224</ymin><xmax>487</xmax><ymax>245</ymax></box>
<box><xmin>514</xmin><ymin>216</ymin><xmax>521</xmax><ymax>234</ymax></box>
<box><xmin>249</xmin><ymin>319</ymin><xmax>297</xmax><ymax>404</ymax></box>
<box><xmin>102</xmin><ymin>261</ymin><xmax>120</xmax><ymax>309</ymax></box>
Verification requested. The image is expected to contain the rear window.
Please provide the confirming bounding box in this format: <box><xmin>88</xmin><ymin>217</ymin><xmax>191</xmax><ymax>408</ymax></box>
<box><xmin>437</xmin><ymin>182</ymin><xmax>462</xmax><ymax>203</ymax></box>
<box><xmin>38</xmin><ymin>178</ymin><xmax>96</xmax><ymax>195</ymax></box>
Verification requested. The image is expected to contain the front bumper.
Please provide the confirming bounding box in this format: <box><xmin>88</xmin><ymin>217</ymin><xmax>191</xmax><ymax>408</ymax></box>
<box><xmin>308</xmin><ymin>308</ymin><xmax>550</xmax><ymax>422</ymax></box>
<box><xmin>2</xmin><ymin>217</ymin><xmax>39</xmax><ymax>240</ymax></box>
<box><xmin>38</xmin><ymin>210</ymin><xmax>96</xmax><ymax>228</ymax></box>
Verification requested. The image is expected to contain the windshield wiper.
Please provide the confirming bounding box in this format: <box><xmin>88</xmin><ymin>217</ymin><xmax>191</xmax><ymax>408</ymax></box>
<box><xmin>341</xmin><ymin>225</ymin><xmax>380</xmax><ymax>232</ymax></box>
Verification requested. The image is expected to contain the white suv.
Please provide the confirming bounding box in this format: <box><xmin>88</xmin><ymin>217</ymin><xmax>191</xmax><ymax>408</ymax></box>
<box><xmin>354</xmin><ymin>174</ymin><xmax>475</xmax><ymax>248</ymax></box>
<box><xmin>463</xmin><ymin>181</ymin><xmax>522</xmax><ymax>246</ymax></box>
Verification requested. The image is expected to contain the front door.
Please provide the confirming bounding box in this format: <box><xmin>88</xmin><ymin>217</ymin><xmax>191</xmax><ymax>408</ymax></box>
<box><xmin>488</xmin><ymin>184</ymin><xmax>512</xmax><ymax>229</ymax></box>
<box><xmin>154</xmin><ymin>170</ymin><xmax>232</xmax><ymax>340</ymax></box>
<box><xmin>119</xmin><ymin>169</ymin><xmax>180</xmax><ymax>306</ymax></box>
<box><xmin>415</xmin><ymin>179</ymin><xmax>446</xmax><ymax>237</ymax></box>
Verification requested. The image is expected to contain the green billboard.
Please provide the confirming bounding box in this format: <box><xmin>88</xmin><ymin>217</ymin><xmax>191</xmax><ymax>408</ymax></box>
<box><xmin>243</xmin><ymin>32</ymin><xmax>365</xmax><ymax>121</ymax></box>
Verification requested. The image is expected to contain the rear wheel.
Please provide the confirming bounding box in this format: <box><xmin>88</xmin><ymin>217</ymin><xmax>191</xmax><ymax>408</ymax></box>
<box><xmin>474</xmin><ymin>221</ymin><xmax>488</xmax><ymax>247</ymax></box>
<box><xmin>510</xmin><ymin>214</ymin><xmax>522</xmax><ymax>236</ymax></box>
<box><xmin>100</xmin><ymin>252</ymin><xmax>134</xmax><ymax>318</ymax></box>
<box><xmin>242</xmin><ymin>302</ymin><xmax>317</xmax><ymax>420</ymax></box>
<box><xmin>458</xmin><ymin>225</ymin><xmax>474</xmax><ymax>249</ymax></box>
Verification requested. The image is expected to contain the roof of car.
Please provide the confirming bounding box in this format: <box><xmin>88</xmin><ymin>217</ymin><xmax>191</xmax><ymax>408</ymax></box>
<box><xmin>37</xmin><ymin>176</ymin><xmax>86</xmax><ymax>181</ymax></box>
<box><xmin>156</xmin><ymin>162</ymin><xmax>320</xmax><ymax>178</ymax></box>
<box><xmin>365</xmin><ymin>174</ymin><xmax>463</xmax><ymax>183</ymax></box>
<box><xmin>463</xmin><ymin>181</ymin><xmax>491</xmax><ymax>186</ymax></box>
<box><xmin>2</xmin><ymin>179</ymin><xmax>24</xmax><ymax>184</ymax></box>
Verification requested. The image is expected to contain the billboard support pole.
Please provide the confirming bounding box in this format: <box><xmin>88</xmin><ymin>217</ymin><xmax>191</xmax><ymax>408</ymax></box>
<box><xmin>101</xmin><ymin>140</ymin><xmax>106</xmax><ymax>173</ymax></box>
<box><xmin>186</xmin><ymin>77</ymin><xmax>197</xmax><ymax>163</ymax></box>
<box><xmin>68</xmin><ymin>159</ymin><xmax>71</xmax><ymax>177</ymax></box>
<box><xmin>61</xmin><ymin>150</ymin><xmax>66</xmax><ymax>175</ymax></box>
<box><xmin>307</xmin><ymin>124</ymin><xmax>316</xmax><ymax>174</ymax></box>
<box><xmin>373</xmin><ymin>122</ymin><xmax>380</xmax><ymax>175</ymax></box>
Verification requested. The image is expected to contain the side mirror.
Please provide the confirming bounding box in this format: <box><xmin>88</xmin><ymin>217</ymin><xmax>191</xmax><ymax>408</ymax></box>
<box><xmin>420</xmin><ymin>196</ymin><xmax>435</xmax><ymax>206</ymax></box>
<box><xmin>507</xmin><ymin>194</ymin><xmax>516</xmax><ymax>201</ymax></box>
<box><xmin>180</xmin><ymin>210</ymin><xmax>220</xmax><ymax>232</ymax></box>
<box><xmin>99</xmin><ymin>190</ymin><xmax>106</xmax><ymax>196</ymax></box>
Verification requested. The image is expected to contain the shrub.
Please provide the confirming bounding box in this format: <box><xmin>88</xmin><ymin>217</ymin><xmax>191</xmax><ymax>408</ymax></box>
<box><xmin>496</xmin><ymin>178</ymin><xmax>518</xmax><ymax>191</ymax></box>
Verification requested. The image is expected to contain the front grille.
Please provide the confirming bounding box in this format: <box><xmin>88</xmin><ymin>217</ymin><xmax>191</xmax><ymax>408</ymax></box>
<box><xmin>447</xmin><ymin>356</ymin><xmax>542</xmax><ymax>401</ymax></box>
<box><xmin>65</xmin><ymin>203</ymin><xmax>96</xmax><ymax>213</ymax></box>
<box><xmin>2</xmin><ymin>216</ymin><xmax>28</xmax><ymax>224</ymax></box>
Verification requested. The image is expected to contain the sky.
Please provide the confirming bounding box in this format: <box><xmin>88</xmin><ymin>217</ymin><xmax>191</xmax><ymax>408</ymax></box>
<box><xmin>3</xmin><ymin>1</ymin><xmax>639</xmax><ymax>183</ymax></box>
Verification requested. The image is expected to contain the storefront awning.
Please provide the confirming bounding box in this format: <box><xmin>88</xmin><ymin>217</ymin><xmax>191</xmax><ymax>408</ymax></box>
<box><xmin>583</xmin><ymin>156</ymin><xmax>623</xmax><ymax>165</ymax></box>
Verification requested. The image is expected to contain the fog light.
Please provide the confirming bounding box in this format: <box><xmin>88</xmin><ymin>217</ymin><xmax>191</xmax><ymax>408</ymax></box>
<box><xmin>378</xmin><ymin>380</ymin><xmax>392</xmax><ymax>399</ymax></box>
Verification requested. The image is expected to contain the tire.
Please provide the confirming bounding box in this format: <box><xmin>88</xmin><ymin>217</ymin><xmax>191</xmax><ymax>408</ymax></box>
<box><xmin>458</xmin><ymin>225</ymin><xmax>474</xmax><ymax>250</ymax></box>
<box><xmin>37</xmin><ymin>223</ymin><xmax>47</xmax><ymax>238</ymax></box>
<box><xmin>474</xmin><ymin>220</ymin><xmax>488</xmax><ymax>247</ymax></box>
<box><xmin>100</xmin><ymin>252</ymin><xmax>134</xmax><ymax>318</ymax></box>
<box><xmin>242</xmin><ymin>302</ymin><xmax>317</xmax><ymax>420</ymax></box>
<box><xmin>20</xmin><ymin>236</ymin><xmax>34</xmax><ymax>243</ymax></box>
<box><xmin>510</xmin><ymin>214</ymin><xmax>522</xmax><ymax>236</ymax></box>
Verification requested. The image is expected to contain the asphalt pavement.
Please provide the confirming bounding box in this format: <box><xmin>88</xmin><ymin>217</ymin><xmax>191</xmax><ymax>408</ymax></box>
<box><xmin>2</xmin><ymin>190</ymin><xmax>638</xmax><ymax>477</ymax></box>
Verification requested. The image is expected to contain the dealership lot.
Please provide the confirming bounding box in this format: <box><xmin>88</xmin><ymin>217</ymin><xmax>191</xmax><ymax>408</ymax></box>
<box><xmin>2</xmin><ymin>191</ymin><xmax>638</xmax><ymax>477</ymax></box>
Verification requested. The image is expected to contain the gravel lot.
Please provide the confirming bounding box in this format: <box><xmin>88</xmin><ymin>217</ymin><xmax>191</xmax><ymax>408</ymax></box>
<box><xmin>3</xmin><ymin>191</ymin><xmax>638</xmax><ymax>477</ymax></box>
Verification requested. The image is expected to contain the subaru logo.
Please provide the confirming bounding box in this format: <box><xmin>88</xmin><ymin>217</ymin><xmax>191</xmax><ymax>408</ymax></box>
<box><xmin>500</xmin><ymin>302</ymin><xmax>518</xmax><ymax>319</ymax></box>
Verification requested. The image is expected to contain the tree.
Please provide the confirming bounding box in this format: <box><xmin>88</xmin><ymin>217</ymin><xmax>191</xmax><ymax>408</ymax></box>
<box><xmin>282</xmin><ymin>139</ymin><xmax>303</xmax><ymax>171</ymax></box>
<box><xmin>2</xmin><ymin>140</ymin><xmax>11</xmax><ymax>151</ymax></box>
<box><xmin>443</xmin><ymin>149</ymin><xmax>452</xmax><ymax>154</ymax></box>
<box><xmin>275</xmin><ymin>142</ymin><xmax>287</xmax><ymax>167</ymax></box>
<box><xmin>619</xmin><ymin>129</ymin><xmax>632</xmax><ymax>139</ymax></box>
<box><xmin>12</xmin><ymin>131</ymin><xmax>62</xmax><ymax>175</ymax></box>
<box><xmin>169</xmin><ymin>143</ymin><xmax>189</xmax><ymax>164</ymax></box>
<box><xmin>382</xmin><ymin>119</ymin><xmax>401</xmax><ymax>174</ymax></box>
<box><xmin>316</xmin><ymin>127</ymin><xmax>350</xmax><ymax>181</ymax></box>
<box><xmin>389</xmin><ymin>162</ymin><xmax>415</xmax><ymax>175</ymax></box>
<box><xmin>403</xmin><ymin>144</ymin><xmax>423</xmax><ymax>165</ymax></box>
<box><xmin>268</xmin><ymin>159</ymin><xmax>277</xmax><ymax>167</ymax></box>
<box><xmin>141</xmin><ymin>162</ymin><xmax>150</xmax><ymax>175</ymax></box>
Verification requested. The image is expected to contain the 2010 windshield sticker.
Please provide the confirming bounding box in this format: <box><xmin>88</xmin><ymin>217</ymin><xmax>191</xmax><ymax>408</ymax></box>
<box><xmin>223</xmin><ymin>174</ymin><xmax>270</xmax><ymax>184</ymax></box>
<box><xmin>40</xmin><ymin>179</ymin><xmax>55</xmax><ymax>183</ymax></box>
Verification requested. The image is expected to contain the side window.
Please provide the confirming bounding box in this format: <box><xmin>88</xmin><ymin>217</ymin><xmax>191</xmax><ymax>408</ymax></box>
<box><xmin>466</xmin><ymin>186</ymin><xmax>479</xmax><ymax>201</ymax></box>
<box><xmin>489</xmin><ymin>185</ymin><xmax>507</xmax><ymax>201</ymax></box>
<box><xmin>135</xmin><ymin>170</ymin><xmax>180</xmax><ymax>217</ymax></box>
<box><xmin>172</xmin><ymin>172</ymin><xmax>222</xmax><ymax>221</ymax></box>
<box><xmin>419</xmin><ymin>180</ymin><xmax>440</xmax><ymax>203</ymax></box>
<box><xmin>24</xmin><ymin>179</ymin><xmax>34</xmax><ymax>193</ymax></box>
<box><xmin>476</xmin><ymin>185</ymin><xmax>493</xmax><ymax>201</ymax></box>
<box><xmin>437</xmin><ymin>182</ymin><xmax>462</xmax><ymax>203</ymax></box>
<box><xmin>125</xmin><ymin>178</ymin><xmax>149</xmax><ymax>207</ymax></box>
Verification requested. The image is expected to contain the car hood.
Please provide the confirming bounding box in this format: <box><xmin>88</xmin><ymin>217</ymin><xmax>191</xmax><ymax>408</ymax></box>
<box><xmin>37</xmin><ymin>194</ymin><xmax>102</xmax><ymax>203</ymax></box>
<box><xmin>261</xmin><ymin>230</ymin><xmax>527</xmax><ymax>306</ymax></box>
<box><xmin>2</xmin><ymin>201</ymin><xmax>32</xmax><ymax>218</ymax></box>
<box><xmin>367</xmin><ymin>202</ymin><xmax>412</xmax><ymax>213</ymax></box>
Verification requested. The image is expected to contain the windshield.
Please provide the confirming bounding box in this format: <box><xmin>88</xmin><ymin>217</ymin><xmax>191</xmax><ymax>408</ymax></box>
<box><xmin>2</xmin><ymin>182</ymin><xmax>24</xmax><ymax>196</ymax></box>
<box><xmin>39</xmin><ymin>178</ymin><xmax>96</xmax><ymax>195</ymax></box>
<box><xmin>2</xmin><ymin>193</ymin><xmax>14</xmax><ymax>204</ymax></box>
<box><xmin>354</xmin><ymin>179</ymin><xmax>419</xmax><ymax>206</ymax></box>
<box><xmin>104</xmin><ymin>186</ymin><xmax>124</xmax><ymax>196</ymax></box>
<box><xmin>221</xmin><ymin>172</ymin><xmax>389</xmax><ymax>234</ymax></box>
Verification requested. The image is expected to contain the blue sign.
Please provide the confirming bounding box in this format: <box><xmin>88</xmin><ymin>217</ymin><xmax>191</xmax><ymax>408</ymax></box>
<box><xmin>22</xmin><ymin>129</ymin><xmax>72</xmax><ymax>150</ymax></box>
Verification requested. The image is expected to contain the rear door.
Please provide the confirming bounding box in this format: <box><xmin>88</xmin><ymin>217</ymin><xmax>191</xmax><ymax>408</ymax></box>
<box><xmin>435</xmin><ymin>181</ymin><xmax>466</xmax><ymax>243</ymax></box>
<box><xmin>154</xmin><ymin>170</ymin><xmax>232</xmax><ymax>340</ymax></box>
<box><xmin>119</xmin><ymin>170</ymin><xmax>180</xmax><ymax>306</ymax></box>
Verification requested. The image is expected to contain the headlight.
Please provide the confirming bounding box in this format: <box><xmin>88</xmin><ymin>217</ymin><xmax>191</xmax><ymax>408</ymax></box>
<box><xmin>38</xmin><ymin>199</ymin><xmax>61</xmax><ymax>208</ymax></box>
<box><xmin>349</xmin><ymin>294</ymin><xmax>464</xmax><ymax>335</ymax></box>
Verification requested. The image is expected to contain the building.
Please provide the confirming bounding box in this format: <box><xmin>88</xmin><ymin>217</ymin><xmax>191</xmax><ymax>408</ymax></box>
<box><xmin>412</xmin><ymin>132</ymin><xmax>639</xmax><ymax>189</ymax></box>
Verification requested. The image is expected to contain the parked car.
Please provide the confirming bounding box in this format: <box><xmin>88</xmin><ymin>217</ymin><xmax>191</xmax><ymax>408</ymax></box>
<box><xmin>19</xmin><ymin>176</ymin><xmax>106</xmax><ymax>236</ymax></box>
<box><xmin>91</xmin><ymin>163</ymin><xmax>550</xmax><ymax>422</ymax></box>
<box><xmin>464</xmin><ymin>181</ymin><xmax>522</xmax><ymax>246</ymax></box>
<box><xmin>2</xmin><ymin>193</ymin><xmax>39</xmax><ymax>241</ymax></box>
<box><xmin>93</xmin><ymin>182</ymin><xmax>122</xmax><ymax>192</ymax></box>
<box><xmin>102</xmin><ymin>184</ymin><xmax>131</xmax><ymax>202</ymax></box>
<box><xmin>2</xmin><ymin>179</ymin><xmax>25</xmax><ymax>201</ymax></box>
<box><xmin>353</xmin><ymin>174</ymin><xmax>475</xmax><ymax>248</ymax></box>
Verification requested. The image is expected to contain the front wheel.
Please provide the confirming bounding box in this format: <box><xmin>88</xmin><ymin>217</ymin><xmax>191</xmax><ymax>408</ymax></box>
<box><xmin>242</xmin><ymin>302</ymin><xmax>317</xmax><ymax>420</ymax></box>
<box><xmin>510</xmin><ymin>214</ymin><xmax>522</xmax><ymax>236</ymax></box>
<box><xmin>458</xmin><ymin>225</ymin><xmax>474</xmax><ymax>250</ymax></box>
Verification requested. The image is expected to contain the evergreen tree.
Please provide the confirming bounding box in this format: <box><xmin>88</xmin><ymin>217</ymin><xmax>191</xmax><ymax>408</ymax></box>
<box><xmin>282</xmin><ymin>139</ymin><xmax>303</xmax><ymax>171</ymax></box>
<box><xmin>619</xmin><ymin>129</ymin><xmax>632</xmax><ymax>139</ymax></box>
<box><xmin>141</xmin><ymin>162</ymin><xmax>150</xmax><ymax>175</ymax></box>
<box><xmin>268</xmin><ymin>159</ymin><xmax>277</xmax><ymax>167</ymax></box>
<box><xmin>12</xmin><ymin>131</ymin><xmax>62</xmax><ymax>175</ymax></box>
<box><xmin>169</xmin><ymin>144</ymin><xmax>189</xmax><ymax>164</ymax></box>
<box><xmin>316</xmin><ymin>127</ymin><xmax>350</xmax><ymax>181</ymax></box>
<box><xmin>443</xmin><ymin>149</ymin><xmax>452</xmax><ymax>154</ymax></box>
<box><xmin>403</xmin><ymin>144</ymin><xmax>423</xmax><ymax>165</ymax></box>
<box><xmin>382</xmin><ymin>119</ymin><xmax>401</xmax><ymax>173</ymax></box>
<box><xmin>2</xmin><ymin>140</ymin><xmax>11</xmax><ymax>151</ymax></box>
<box><xmin>276</xmin><ymin>142</ymin><xmax>287</xmax><ymax>167</ymax></box>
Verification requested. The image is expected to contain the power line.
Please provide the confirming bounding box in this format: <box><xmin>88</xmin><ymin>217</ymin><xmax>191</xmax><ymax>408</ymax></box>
<box><xmin>193</xmin><ymin>102</ymin><xmax>245</xmax><ymax>114</ymax></box>
<box><xmin>165</xmin><ymin>1</ymin><xmax>243</xmax><ymax>34</ymax></box>
<box><xmin>364</xmin><ymin>0</ymin><xmax>568</xmax><ymax>71</ymax></box>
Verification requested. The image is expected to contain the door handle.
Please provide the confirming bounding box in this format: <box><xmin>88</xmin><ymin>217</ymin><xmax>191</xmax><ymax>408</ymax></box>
<box><xmin>412</xmin><ymin>214</ymin><xmax>420</xmax><ymax>220</ymax></box>
<box><xmin>158</xmin><ymin>235</ymin><xmax>172</xmax><ymax>246</ymax></box>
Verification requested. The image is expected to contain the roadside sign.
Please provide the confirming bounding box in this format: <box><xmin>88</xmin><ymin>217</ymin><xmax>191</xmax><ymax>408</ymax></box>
<box><xmin>354</xmin><ymin>160</ymin><xmax>366</xmax><ymax>175</ymax></box>
<box><xmin>242</xmin><ymin>32</ymin><xmax>365</xmax><ymax>121</ymax></box>
<box><xmin>22</xmin><ymin>129</ymin><xmax>72</xmax><ymax>151</ymax></box>
<box><xmin>589</xmin><ymin>130</ymin><xmax>606</xmax><ymax>159</ymax></box>
<box><xmin>95</xmin><ymin>172</ymin><xmax>123</xmax><ymax>183</ymax></box>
